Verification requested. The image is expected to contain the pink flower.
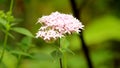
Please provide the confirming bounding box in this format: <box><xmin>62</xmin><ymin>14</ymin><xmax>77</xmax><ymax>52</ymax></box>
<box><xmin>36</xmin><ymin>26</ymin><xmax>64</xmax><ymax>40</ymax></box>
<box><xmin>36</xmin><ymin>11</ymin><xmax>84</xmax><ymax>41</ymax></box>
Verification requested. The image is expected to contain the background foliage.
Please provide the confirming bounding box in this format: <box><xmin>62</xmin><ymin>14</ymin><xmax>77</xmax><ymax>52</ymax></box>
<box><xmin>0</xmin><ymin>0</ymin><xmax>120</xmax><ymax>68</ymax></box>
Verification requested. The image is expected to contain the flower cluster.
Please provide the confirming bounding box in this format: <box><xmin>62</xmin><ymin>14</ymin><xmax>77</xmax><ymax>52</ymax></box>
<box><xmin>36</xmin><ymin>11</ymin><xmax>84</xmax><ymax>41</ymax></box>
<box><xmin>36</xmin><ymin>26</ymin><xmax>64</xmax><ymax>40</ymax></box>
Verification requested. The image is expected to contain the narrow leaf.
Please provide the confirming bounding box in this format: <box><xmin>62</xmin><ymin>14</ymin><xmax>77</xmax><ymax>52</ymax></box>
<box><xmin>11</xmin><ymin>27</ymin><xmax>34</xmax><ymax>37</ymax></box>
<box><xmin>1</xmin><ymin>28</ymin><xmax>15</xmax><ymax>39</ymax></box>
<box><xmin>64</xmin><ymin>48</ymin><xmax>75</xmax><ymax>55</ymax></box>
<box><xmin>50</xmin><ymin>50</ymin><xmax>63</xmax><ymax>59</ymax></box>
<box><xmin>8</xmin><ymin>32</ymin><xmax>15</xmax><ymax>39</ymax></box>
<box><xmin>10</xmin><ymin>22</ymin><xmax>18</xmax><ymax>27</ymax></box>
<box><xmin>11</xmin><ymin>50</ymin><xmax>32</xmax><ymax>58</ymax></box>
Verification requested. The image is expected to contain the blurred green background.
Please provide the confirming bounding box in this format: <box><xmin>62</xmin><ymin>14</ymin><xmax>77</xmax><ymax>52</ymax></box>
<box><xmin>0</xmin><ymin>0</ymin><xmax>120</xmax><ymax>68</ymax></box>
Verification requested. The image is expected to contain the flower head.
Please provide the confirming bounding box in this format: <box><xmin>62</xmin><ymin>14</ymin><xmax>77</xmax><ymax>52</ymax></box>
<box><xmin>36</xmin><ymin>26</ymin><xmax>64</xmax><ymax>40</ymax></box>
<box><xmin>36</xmin><ymin>11</ymin><xmax>84</xmax><ymax>41</ymax></box>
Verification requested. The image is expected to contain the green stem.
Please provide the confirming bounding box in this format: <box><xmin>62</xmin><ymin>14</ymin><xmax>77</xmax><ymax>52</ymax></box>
<box><xmin>0</xmin><ymin>0</ymin><xmax>14</xmax><ymax>63</ymax></box>
<box><xmin>63</xmin><ymin>53</ymin><xmax>67</xmax><ymax>68</ymax></box>
<box><xmin>16</xmin><ymin>55</ymin><xmax>22</xmax><ymax>68</ymax></box>
<box><xmin>9</xmin><ymin>0</ymin><xmax>14</xmax><ymax>13</ymax></box>
<box><xmin>0</xmin><ymin>31</ymin><xmax>8</xmax><ymax>63</ymax></box>
<box><xmin>59</xmin><ymin>38</ymin><xmax>63</xmax><ymax>68</ymax></box>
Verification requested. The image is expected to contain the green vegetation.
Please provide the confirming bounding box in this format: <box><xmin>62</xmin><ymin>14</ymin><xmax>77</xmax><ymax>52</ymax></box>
<box><xmin>0</xmin><ymin>0</ymin><xmax>120</xmax><ymax>68</ymax></box>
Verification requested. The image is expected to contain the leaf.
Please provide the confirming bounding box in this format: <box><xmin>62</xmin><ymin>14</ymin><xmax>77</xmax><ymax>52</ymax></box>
<box><xmin>50</xmin><ymin>50</ymin><xmax>63</xmax><ymax>59</ymax></box>
<box><xmin>0</xmin><ymin>10</ymin><xmax>5</xmax><ymax>18</ymax></box>
<box><xmin>21</xmin><ymin>37</ymin><xmax>32</xmax><ymax>46</ymax></box>
<box><xmin>18</xmin><ymin>36</ymin><xmax>32</xmax><ymax>51</ymax></box>
<box><xmin>5</xmin><ymin>11</ymin><xmax>15</xmax><ymax>22</ymax></box>
<box><xmin>10</xmin><ymin>50</ymin><xmax>32</xmax><ymax>58</ymax></box>
<box><xmin>64</xmin><ymin>48</ymin><xmax>75</xmax><ymax>55</ymax></box>
<box><xmin>7</xmin><ymin>32</ymin><xmax>15</xmax><ymax>39</ymax></box>
<box><xmin>1</xmin><ymin>28</ymin><xmax>15</xmax><ymax>39</ymax></box>
<box><xmin>60</xmin><ymin>37</ymin><xmax>69</xmax><ymax>49</ymax></box>
<box><xmin>11</xmin><ymin>27</ymin><xmax>34</xmax><ymax>37</ymax></box>
<box><xmin>1</xmin><ymin>50</ymin><xmax>17</xmax><ymax>68</ymax></box>
<box><xmin>10</xmin><ymin>22</ymin><xmax>18</xmax><ymax>27</ymax></box>
<box><xmin>0</xmin><ymin>18</ymin><xmax>7</xmax><ymax>27</ymax></box>
<box><xmin>31</xmin><ymin>53</ymin><xmax>52</xmax><ymax>61</ymax></box>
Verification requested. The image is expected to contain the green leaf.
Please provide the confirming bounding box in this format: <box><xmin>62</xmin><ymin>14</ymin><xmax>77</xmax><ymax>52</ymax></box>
<box><xmin>60</xmin><ymin>37</ymin><xmax>69</xmax><ymax>49</ymax></box>
<box><xmin>8</xmin><ymin>32</ymin><xmax>15</xmax><ymax>39</ymax></box>
<box><xmin>1</xmin><ymin>28</ymin><xmax>15</xmax><ymax>39</ymax></box>
<box><xmin>10</xmin><ymin>50</ymin><xmax>32</xmax><ymax>58</ymax></box>
<box><xmin>1</xmin><ymin>50</ymin><xmax>17</xmax><ymax>68</ymax></box>
<box><xmin>5</xmin><ymin>11</ymin><xmax>15</xmax><ymax>22</ymax></box>
<box><xmin>18</xmin><ymin>36</ymin><xmax>33</xmax><ymax>51</ymax></box>
<box><xmin>0</xmin><ymin>10</ymin><xmax>5</xmax><ymax>18</ymax></box>
<box><xmin>64</xmin><ymin>48</ymin><xmax>75</xmax><ymax>55</ymax></box>
<box><xmin>11</xmin><ymin>27</ymin><xmax>34</xmax><ymax>37</ymax></box>
<box><xmin>10</xmin><ymin>22</ymin><xmax>18</xmax><ymax>27</ymax></box>
<box><xmin>21</xmin><ymin>36</ymin><xmax>32</xmax><ymax>46</ymax></box>
<box><xmin>50</xmin><ymin>50</ymin><xmax>63</xmax><ymax>59</ymax></box>
<box><xmin>31</xmin><ymin>53</ymin><xmax>52</xmax><ymax>61</ymax></box>
<box><xmin>0</xmin><ymin>18</ymin><xmax>7</xmax><ymax>27</ymax></box>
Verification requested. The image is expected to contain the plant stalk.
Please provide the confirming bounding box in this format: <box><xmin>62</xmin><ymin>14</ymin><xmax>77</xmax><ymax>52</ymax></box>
<box><xmin>69</xmin><ymin>0</ymin><xmax>93</xmax><ymax>68</ymax></box>
<box><xmin>63</xmin><ymin>52</ymin><xmax>67</xmax><ymax>68</ymax></box>
<box><xmin>0</xmin><ymin>0</ymin><xmax>14</xmax><ymax>63</ymax></box>
<box><xmin>59</xmin><ymin>58</ymin><xmax>63</xmax><ymax>68</ymax></box>
<box><xmin>59</xmin><ymin>38</ymin><xmax>63</xmax><ymax>68</ymax></box>
<box><xmin>79</xmin><ymin>31</ymin><xmax>93</xmax><ymax>68</ymax></box>
<box><xmin>9</xmin><ymin>0</ymin><xmax>14</xmax><ymax>13</ymax></box>
<box><xmin>0</xmin><ymin>31</ymin><xmax>8</xmax><ymax>63</ymax></box>
<box><xmin>16</xmin><ymin>54</ymin><xmax>22</xmax><ymax>68</ymax></box>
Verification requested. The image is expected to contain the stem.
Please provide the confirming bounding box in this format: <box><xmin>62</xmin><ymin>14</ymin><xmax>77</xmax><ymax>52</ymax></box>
<box><xmin>69</xmin><ymin>0</ymin><xmax>93</xmax><ymax>68</ymax></box>
<box><xmin>16</xmin><ymin>55</ymin><xmax>22</xmax><ymax>68</ymax></box>
<box><xmin>59</xmin><ymin>38</ymin><xmax>63</xmax><ymax>68</ymax></box>
<box><xmin>0</xmin><ymin>0</ymin><xmax>14</xmax><ymax>63</ymax></box>
<box><xmin>63</xmin><ymin>53</ymin><xmax>67</xmax><ymax>68</ymax></box>
<box><xmin>0</xmin><ymin>32</ymin><xmax>8</xmax><ymax>63</ymax></box>
<box><xmin>9</xmin><ymin>0</ymin><xmax>14</xmax><ymax>13</ymax></box>
<box><xmin>79</xmin><ymin>31</ymin><xmax>93</xmax><ymax>68</ymax></box>
<box><xmin>59</xmin><ymin>58</ymin><xmax>63</xmax><ymax>68</ymax></box>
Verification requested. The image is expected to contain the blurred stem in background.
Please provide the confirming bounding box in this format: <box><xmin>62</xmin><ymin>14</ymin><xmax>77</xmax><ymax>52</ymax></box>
<box><xmin>0</xmin><ymin>0</ymin><xmax>14</xmax><ymax>63</ymax></box>
<box><xmin>16</xmin><ymin>54</ymin><xmax>22</xmax><ymax>68</ymax></box>
<box><xmin>69</xmin><ymin>0</ymin><xmax>93</xmax><ymax>68</ymax></box>
<box><xmin>59</xmin><ymin>57</ymin><xmax>63</xmax><ymax>68</ymax></box>
<box><xmin>9</xmin><ymin>0</ymin><xmax>14</xmax><ymax>13</ymax></box>
<box><xmin>0</xmin><ymin>31</ymin><xmax>8</xmax><ymax>62</ymax></box>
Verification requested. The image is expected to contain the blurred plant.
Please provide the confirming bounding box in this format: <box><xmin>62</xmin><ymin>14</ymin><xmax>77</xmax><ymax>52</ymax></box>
<box><xmin>10</xmin><ymin>36</ymin><xmax>33</xmax><ymax>68</ymax></box>
<box><xmin>36</xmin><ymin>11</ymin><xmax>84</xmax><ymax>68</ymax></box>
<box><xmin>0</xmin><ymin>0</ymin><xmax>33</xmax><ymax>64</ymax></box>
